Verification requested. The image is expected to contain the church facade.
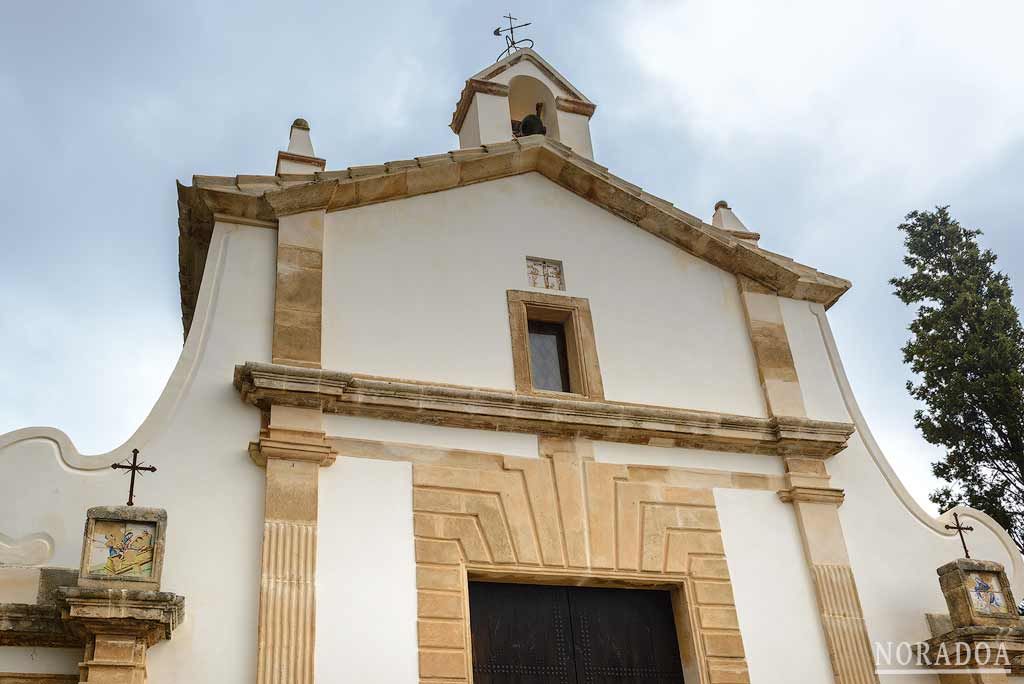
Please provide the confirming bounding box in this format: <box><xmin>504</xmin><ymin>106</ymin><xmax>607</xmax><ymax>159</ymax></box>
<box><xmin>2</xmin><ymin>49</ymin><xmax>1023</xmax><ymax>684</ymax></box>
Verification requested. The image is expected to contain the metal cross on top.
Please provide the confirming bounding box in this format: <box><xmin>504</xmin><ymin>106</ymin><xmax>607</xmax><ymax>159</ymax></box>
<box><xmin>111</xmin><ymin>449</ymin><xmax>157</xmax><ymax>507</ymax></box>
<box><xmin>945</xmin><ymin>511</ymin><xmax>975</xmax><ymax>559</ymax></box>
<box><xmin>493</xmin><ymin>13</ymin><xmax>534</xmax><ymax>61</ymax></box>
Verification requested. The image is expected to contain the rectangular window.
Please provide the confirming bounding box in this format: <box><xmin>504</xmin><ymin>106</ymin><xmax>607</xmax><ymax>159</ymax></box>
<box><xmin>507</xmin><ymin>290</ymin><xmax>604</xmax><ymax>399</ymax></box>
<box><xmin>528</xmin><ymin>320</ymin><xmax>571</xmax><ymax>392</ymax></box>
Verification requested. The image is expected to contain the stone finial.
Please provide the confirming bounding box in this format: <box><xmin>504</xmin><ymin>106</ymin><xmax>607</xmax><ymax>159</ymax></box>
<box><xmin>712</xmin><ymin>200</ymin><xmax>760</xmax><ymax>243</ymax></box>
<box><xmin>276</xmin><ymin>117</ymin><xmax>326</xmax><ymax>175</ymax></box>
<box><xmin>287</xmin><ymin>117</ymin><xmax>316</xmax><ymax>156</ymax></box>
<box><xmin>712</xmin><ymin>200</ymin><xmax>747</xmax><ymax>232</ymax></box>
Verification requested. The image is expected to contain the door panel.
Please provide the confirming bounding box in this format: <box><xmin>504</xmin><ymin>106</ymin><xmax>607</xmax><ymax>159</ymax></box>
<box><xmin>469</xmin><ymin>581</ymin><xmax>578</xmax><ymax>683</ymax></box>
<box><xmin>468</xmin><ymin>582</ymin><xmax>685</xmax><ymax>684</ymax></box>
<box><xmin>568</xmin><ymin>586</ymin><xmax>684</xmax><ymax>682</ymax></box>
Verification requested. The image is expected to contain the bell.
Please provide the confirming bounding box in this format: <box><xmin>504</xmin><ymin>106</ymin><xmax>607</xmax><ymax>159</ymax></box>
<box><xmin>520</xmin><ymin>114</ymin><xmax>546</xmax><ymax>136</ymax></box>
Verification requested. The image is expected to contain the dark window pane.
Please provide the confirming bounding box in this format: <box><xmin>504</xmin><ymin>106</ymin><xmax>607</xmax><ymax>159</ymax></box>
<box><xmin>528</xmin><ymin>320</ymin><xmax>571</xmax><ymax>392</ymax></box>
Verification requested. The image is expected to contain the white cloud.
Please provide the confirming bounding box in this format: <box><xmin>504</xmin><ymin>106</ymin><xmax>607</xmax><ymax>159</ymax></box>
<box><xmin>618</xmin><ymin>0</ymin><xmax>1024</xmax><ymax>193</ymax></box>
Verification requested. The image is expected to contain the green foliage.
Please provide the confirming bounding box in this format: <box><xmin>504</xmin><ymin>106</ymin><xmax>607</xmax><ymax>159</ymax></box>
<box><xmin>891</xmin><ymin>207</ymin><xmax>1024</xmax><ymax>552</ymax></box>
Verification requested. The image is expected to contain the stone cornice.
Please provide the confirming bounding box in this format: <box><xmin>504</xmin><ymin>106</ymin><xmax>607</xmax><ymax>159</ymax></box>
<box><xmin>450</xmin><ymin>78</ymin><xmax>511</xmax><ymax>133</ymax></box>
<box><xmin>233</xmin><ymin>362</ymin><xmax>855</xmax><ymax>458</ymax></box>
<box><xmin>275</xmin><ymin>150</ymin><xmax>327</xmax><ymax>173</ymax></box>
<box><xmin>58</xmin><ymin>587</ymin><xmax>184</xmax><ymax>645</ymax></box>
<box><xmin>178</xmin><ymin>137</ymin><xmax>850</xmax><ymax>337</ymax></box>
<box><xmin>0</xmin><ymin>603</ymin><xmax>80</xmax><ymax>647</ymax></box>
<box><xmin>777</xmin><ymin>486</ymin><xmax>847</xmax><ymax>505</ymax></box>
<box><xmin>555</xmin><ymin>96</ymin><xmax>596</xmax><ymax>118</ymax></box>
<box><xmin>0</xmin><ymin>588</ymin><xmax>185</xmax><ymax>648</ymax></box>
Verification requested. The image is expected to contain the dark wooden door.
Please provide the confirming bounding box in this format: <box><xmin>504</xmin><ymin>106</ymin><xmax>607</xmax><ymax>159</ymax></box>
<box><xmin>469</xmin><ymin>582</ymin><xmax>684</xmax><ymax>684</ymax></box>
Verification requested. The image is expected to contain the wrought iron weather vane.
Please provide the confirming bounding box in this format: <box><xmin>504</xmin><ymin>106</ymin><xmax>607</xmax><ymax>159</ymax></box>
<box><xmin>493</xmin><ymin>13</ymin><xmax>534</xmax><ymax>61</ymax></box>
<box><xmin>945</xmin><ymin>511</ymin><xmax>975</xmax><ymax>559</ymax></box>
<box><xmin>111</xmin><ymin>448</ymin><xmax>157</xmax><ymax>507</ymax></box>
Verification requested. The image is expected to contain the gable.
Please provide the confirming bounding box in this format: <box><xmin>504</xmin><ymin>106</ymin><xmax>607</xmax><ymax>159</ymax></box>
<box><xmin>177</xmin><ymin>136</ymin><xmax>850</xmax><ymax>338</ymax></box>
<box><xmin>471</xmin><ymin>48</ymin><xmax>590</xmax><ymax>102</ymax></box>
<box><xmin>320</xmin><ymin>172</ymin><xmax>769</xmax><ymax>417</ymax></box>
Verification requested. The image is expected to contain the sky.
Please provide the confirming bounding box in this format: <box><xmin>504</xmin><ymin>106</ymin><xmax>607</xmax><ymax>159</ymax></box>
<box><xmin>2</xmin><ymin>1</ymin><xmax>1022</xmax><ymax>510</ymax></box>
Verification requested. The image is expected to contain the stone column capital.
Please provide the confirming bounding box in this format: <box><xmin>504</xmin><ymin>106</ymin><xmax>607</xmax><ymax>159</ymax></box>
<box><xmin>248</xmin><ymin>434</ymin><xmax>336</xmax><ymax>467</ymax></box>
<box><xmin>57</xmin><ymin>587</ymin><xmax>185</xmax><ymax>647</ymax></box>
<box><xmin>777</xmin><ymin>456</ymin><xmax>846</xmax><ymax>506</ymax></box>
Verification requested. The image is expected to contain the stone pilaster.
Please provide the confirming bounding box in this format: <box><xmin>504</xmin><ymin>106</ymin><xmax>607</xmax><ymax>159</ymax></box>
<box><xmin>249</xmin><ymin>406</ymin><xmax>335</xmax><ymax>684</ymax></box>
<box><xmin>779</xmin><ymin>458</ymin><xmax>879</xmax><ymax>684</ymax></box>
<box><xmin>272</xmin><ymin>210</ymin><xmax>325</xmax><ymax>369</ymax></box>
<box><xmin>737</xmin><ymin>276</ymin><xmax>807</xmax><ymax>418</ymax></box>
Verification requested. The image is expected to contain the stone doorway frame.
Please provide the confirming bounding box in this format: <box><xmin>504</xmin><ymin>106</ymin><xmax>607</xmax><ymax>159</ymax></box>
<box><xmin>412</xmin><ymin>437</ymin><xmax>751</xmax><ymax>684</ymax></box>
<box><xmin>462</xmin><ymin>566</ymin><xmax>708</xmax><ymax>684</ymax></box>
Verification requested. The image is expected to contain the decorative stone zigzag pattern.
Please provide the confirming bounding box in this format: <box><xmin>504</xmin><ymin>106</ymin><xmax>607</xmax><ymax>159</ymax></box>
<box><xmin>412</xmin><ymin>442</ymin><xmax>751</xmax><ymax>684</ymax></box>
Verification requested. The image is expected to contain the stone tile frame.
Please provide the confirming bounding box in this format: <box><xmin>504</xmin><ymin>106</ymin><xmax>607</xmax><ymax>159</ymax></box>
<box><xmin>506</xmin><ymin>289</ymin><xmax>604</xmax><ymax>400</ymax></box>
<box><xmin>412</xmin><ymin>437</ymin><xmax>750</xmax><ymax>684</ymax></box>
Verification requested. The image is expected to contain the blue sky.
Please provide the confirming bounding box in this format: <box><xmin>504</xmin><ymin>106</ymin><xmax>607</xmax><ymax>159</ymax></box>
<box><xmin>2</xmin><ymin>1</ymin><xmax>1022</xmax><ymax>509</ymax></box>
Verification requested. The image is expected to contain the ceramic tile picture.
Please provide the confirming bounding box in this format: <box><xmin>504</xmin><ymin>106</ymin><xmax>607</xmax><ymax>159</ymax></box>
<box><xmin>87</xmin><ymin>519</ymin><xmax>157</xmax><ymax>579</ymax></box>
<box><xmin>968</xmin><ymin>571</ymin><xmax>1009</xmax><ymax>615</ymax></box>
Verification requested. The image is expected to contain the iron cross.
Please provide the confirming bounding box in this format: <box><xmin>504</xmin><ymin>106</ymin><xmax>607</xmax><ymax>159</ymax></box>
<box><xmin>493</xmin><ymin>13</ymin><xmax>534</xmax><ymax>61</ymax></box>
<box><xmin>945</xmin><ymin>511</ymin><xmax>975</xmax><ymax>559</ymax></box>
<box><xmin>111</xmin><ymin>449</ymin><xmax>157</xmax><ymax>506</ymax></box>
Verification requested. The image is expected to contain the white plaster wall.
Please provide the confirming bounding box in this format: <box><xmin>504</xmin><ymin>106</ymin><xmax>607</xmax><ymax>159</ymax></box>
<box><xmin>458</xmin><ymin>92</ymin><xmax>512</xmax><ymax>148</ymax></box>
<box><xmin>0</xmin><ymin>568</ymin><xmax>40</xmax><ymax>604</ymax></box>
<box><xmin>324</xmin><ymin>415</ymin><xmax>540</xmax><ymax>459</ymax></box>
<box><xmin>556</xmin><ymin>108</ymin><xmax>595</xmax><ymax>159</ymax></box>
<box><xmin>781</xmin><ymin>297</ymin><xmax>850</xmax><ymax>424</ymax></box>
<box><xmin>0</xmin><ymin>648</ymin><xmax>80</xmax><ymax>675</ymax></box>
<box><xmin>717</xmin><ymin>489</ymin><xmax>836</xmax><ymax>683</ymax></box>
<box><xmin>594</xmin><ymin>441</ymin><xmax>784</xmax><ymax>476</ymax></box>
<box><xmin>784</xmin><ymin>298</ymin><xmax>1021</xmax><ymax>683</ymax></box>
<box><xmin>316</xmin><ymin>456</ymin><xmax>418</xmax><ymax>682</ymax></box>
<box><xmin>457</xmin><ymin>95</ymin><xmax>481</xmax><ymax>149</ymax></box>
<box><xmin>322</xmin><ymin>173</ymin><xmax>767</xmax><ymax>418</ymax></box>
<box><xmin>0</xmin><ymin>224</ymin><xmax>275</xmax><ymax>679</ymax></box>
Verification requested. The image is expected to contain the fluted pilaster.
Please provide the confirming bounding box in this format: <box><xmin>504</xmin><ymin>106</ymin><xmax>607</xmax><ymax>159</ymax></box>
<box><xmin>257</xmin><ymin>521</ymin><xmax>317</xmax><ymax>684</ymax></box>
<box><xmin>250</xmin><ymin>408</ymin><xmax>335</xmax><ymax>684</ymax></box>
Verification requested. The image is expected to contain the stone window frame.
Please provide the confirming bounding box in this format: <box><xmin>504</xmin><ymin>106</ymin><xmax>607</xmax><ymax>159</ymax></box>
<box><xmin>506</xmin><ymin>289</ymin><xmax>604</xmax><ymax>400</ymax></box>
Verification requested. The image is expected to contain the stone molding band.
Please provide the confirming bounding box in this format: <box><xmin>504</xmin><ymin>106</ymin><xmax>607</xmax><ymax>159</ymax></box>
<box><xmin>233</xmin><ymin>362</ymin><xmax>855</xmax><ymax>457</ymax></box>
<box><xmin>450</xmin><ymin>78</ymin><xmax>511</xmax><ymax>133</ymax></box>
<box><xmin>778</xmin><ymin>486</ymin><xmax>846</xmax><ymax>505</ymax></box>
<box><xmin>555</xmin><ymin>96</ymin><xmax>596</xmax><ymax>118</ymax></box>
<box><xmin>275</xmin><ymin>151</ymin><xmax>326</xmax><ymax>171</ymax></box>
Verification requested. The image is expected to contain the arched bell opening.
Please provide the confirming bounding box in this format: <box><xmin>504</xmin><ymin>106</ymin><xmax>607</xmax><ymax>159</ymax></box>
<box><xmin>508</xmin><ymin>75</ymin><xmax>560</xmax><ymax>141</ymax></box>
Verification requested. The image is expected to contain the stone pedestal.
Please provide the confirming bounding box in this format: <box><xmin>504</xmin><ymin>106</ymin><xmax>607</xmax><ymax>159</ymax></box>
<box><xmin>923</xmin><ymin>559</ymin><xmax>1024</xmax><ymax>682</ymax></box>
<box><xmin>58</xmin><ymin>587</ymin><xmax>184</xmax><ymax>684</ymax></box>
